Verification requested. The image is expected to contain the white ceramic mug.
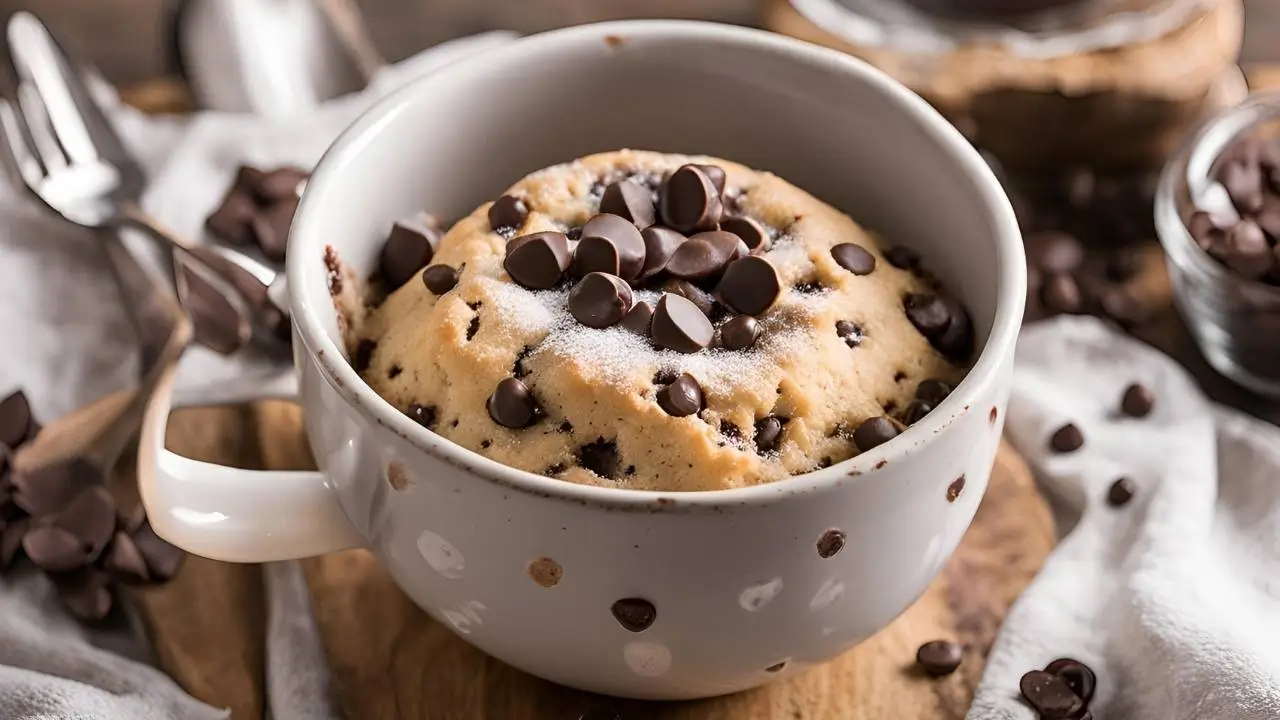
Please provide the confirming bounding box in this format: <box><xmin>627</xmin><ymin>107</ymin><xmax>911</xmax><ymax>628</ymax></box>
<box><xmin>139</xmin><ymin>20</ymin><xmax>1025</xmax><ymax>700</ymax></box>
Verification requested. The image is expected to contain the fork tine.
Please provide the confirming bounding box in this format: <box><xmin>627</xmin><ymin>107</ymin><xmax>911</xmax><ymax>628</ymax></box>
<box><xmin>16</xmin><ymin>81</ymin><xmax>66</xmax><ymax>174</ymax></box>
<box><xmin>8</xmin><ymin>12</ymin><xmax>99</xmax><ymax>168</ymax></box>
<box><xmin>0</xmin><ymin>97</ymin><xmax>44</xmax><ymax>189</ymax></box>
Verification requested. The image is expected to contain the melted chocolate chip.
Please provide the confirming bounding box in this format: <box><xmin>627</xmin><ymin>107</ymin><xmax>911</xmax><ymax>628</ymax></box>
<box><xmin>568</xmin><ymin>273</ymin><xmax>634</xmax><ymax>329</ymax></box>
<box><xmin>422</xmin><ymin>265</ymin><xmax>460</xmax><ymax>295</ymax></box>
<box><xmin>651</xmin><ymin>294</ymin><xmax>714</xmax><ymax>353</ymax></box>
<box><xmin>504</xmin><ymin>231</ymin><xmax>571</xmax><ymax>290</ymax></box>
<box><xmin>407</xmin><ymin>403</ymin><xmax>437</xmax><ymax>430</ymax></box>
<box><xmin>599</xmin><ymin>180</ymin><xmax>656</xmax><ymax>229</ymax></box>
<box><xmin>830</xmin><ymin>243</ymin><xmax>876</xmax><ymax>275</ymax></box>
<box><xmin>719</xmin><ymin>315</ymin><xmax>761</xmax><ymax>351</ymax></box>
<box><xmin>579</xmin><ymin>439</ymin><xmax>622</xmax><ymax>480</ymax></box>
<box><xmin>488</xmin><ymin>195</ymin><xmax>529</xmax><ymax>233</ymax></box>
<box><xmin>660</xmin><ymin>165</ymin><xmax>722</xmax><ymax>233</ymax></box>
<box><xmin>487</xmin><ymin>378</ymin><xmax>539</xmax><ymax>429</ymax></box>
<box><xmin>656</xmin><ymin>374</ymin><xmax>703</xmax><ymax>417</ymax></box>
<box><xmin>835</xmin><ymin>320</ymin><xmax>863</xmax><ymax>348</ymax></box>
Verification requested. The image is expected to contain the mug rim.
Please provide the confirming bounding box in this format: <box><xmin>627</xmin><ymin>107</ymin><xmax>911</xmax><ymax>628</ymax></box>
<box><xmin>287</xmin><ymin>19</ymin><xmax>1025</xmax><ymax>508</ymax></box>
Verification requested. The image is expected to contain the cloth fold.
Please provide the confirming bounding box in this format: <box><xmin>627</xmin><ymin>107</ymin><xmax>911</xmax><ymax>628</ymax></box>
<box><xmin>969</xmin><ymin>316</ymin><xmax>1280</xmax><ymax>720</ymax></box>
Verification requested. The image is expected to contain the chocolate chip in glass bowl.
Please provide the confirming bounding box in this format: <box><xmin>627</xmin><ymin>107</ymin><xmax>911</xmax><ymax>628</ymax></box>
<box><xmin>639</xmin><ymin>226</ymin><xmax>685</xmax><ymax>280</ymax></box>
<box><xmin>719</xmin><ymin>315</ymin><xmax>761</xmax><ymax>351</ymax></box>
<box><xmin>660</xmin><ymin>164</ymin><xmax>722</xmax><ymax>233</ymax></box>
<box><xmin>488</xmin><ymin>194</ymin><xmax>528</xmax><ymax>233</ymax></box>
<box><xmin>577</xmin><ymin>213</ymin><xmax>646</xmax><ymax>281</ymax></box>
<box><xmin>716</xmin><ymin>257</ymin><xmax>780</xmax><ymax>316</ymax></box>
<box><xmin>830</xmin><ymin>243</ymin><xmax>876</xmax><ymax>275</ymax></box>
<box><xmin>487</xmin><ymin>378</ymin><xmax>539</xmax><ymax>429</ymax></box>
<box><xmin>656</xmin><ymin>373</ymin><xmax>704</xmax><ymax>417</ymax></box>
<box><xmin>1216</xmin><ymin>219</ymin><xmax>1273</xmax><ymax>280</ymax></box>
<box><xmin>1218</xmin><ymin>158</ymin><xmax>1265</xmax><ymax>215</ymax></box>
<box><xmin>504</xmin><ymin>231</ymin><xmax>571</xmax><ymax>290</ymax></box>
<box><xmin>568</xmin><ymin>273</ymin><xmax>633</xmax><ymax>329</ymax></box>
<box><xmin>721</xmin><ymin>216</ymin><xmax>770</xmax><ymax>252</ymax></box>
<box><xmin>599</xmin><ymin>180</ymin><xmax>656</xmax><ymax>229</ymax></box>
<box><xmin>665</xmin><ymin>231</ymin><xmax>745</xmax><ymax>281</ymax></box>
<box><xmin>650</xmin><ymin>293</ymin><xmax>714</xmax><ymax>353</ymax></box>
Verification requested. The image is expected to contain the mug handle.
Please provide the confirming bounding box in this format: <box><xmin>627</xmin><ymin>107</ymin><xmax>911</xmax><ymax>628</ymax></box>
<box><xmin>137</xmin><ymin>356</ymin><xmax>364</xmax><ymax>563</ymax></box>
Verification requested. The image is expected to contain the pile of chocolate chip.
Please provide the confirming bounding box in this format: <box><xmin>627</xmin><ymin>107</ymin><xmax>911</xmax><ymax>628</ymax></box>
<box><xmin>206</xmin><ymin>164</ymin><xmax>309</xmax><ymax>262</ymax></box>
<box><xmin>1024</xmin><ymin>229</ymin><xmax>1147</xmax><ymax>327</ymax></box>
<box><xmin>1020</xmin><ymin>658</ymin><xmax>1097</xmax><ymax>719</ymax></box>
<box><xmin>1187</xmin><ymin>131</ymin><xmax>1280</xmax><ymax>284</ymax></box>
<box><xmin>0</xmin><ymin>390</ymin><xmax>183</xmax><ymax>622</ymax></box>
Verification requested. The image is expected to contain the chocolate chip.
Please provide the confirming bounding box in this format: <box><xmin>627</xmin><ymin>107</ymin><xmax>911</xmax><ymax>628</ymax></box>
<box><xmin>621</xmin><ymin>301</ymin><xmax>654</xmax><ymax>335</ymax></box>
<box><xmin>1050</xmin><ymin>423</ymin><xmax>1084</xmax><ymax>453</ymax></box>
<box><xmin>600</xmin><ymin>180</ymin><xmax>656</xmax><ymax>229</ymax></box>
<box><xmin>380</xmin><ymin>214</ymin><xmax>441</xmax><ymax>290</ymax></box>
<box><xmin>904</xmin><ymin>293</ymin><xmax>950</xmax><ymax>335</ymax></box>
<box><xmin>23</xmin><ymin>525</ymin><xmax>88</xmax><ymax>571</ymax></box>
<box><xmin>1107</xmin><ymin>477</ymin><xmax>1135</xmax><ymax>507</ymax></box>
<box><xmin>716</xmin><ymin>257</ymin><xmax>780</xmax><ymax>316</ymax></box>
<box><xmin>885</xmin><ymin>246</ymin><xmax>919</xmax><ymax>269</ymax></box>
<box><xmin>579</xmin><ymin>439</ymin><xmax>622</xmax><ymax>480</ymax></box>
<box><xmin>651</xmin><ymin>294</ymin><xmax>714</xmax><ymax>353</ymax></box>
<box><xmin>504</xmin><ymin>231</ymin><xmax>571</xmax><ymax>290</ymax></box>
<box><xmin>11</xmin><ymin>459</ymin><xmax>99</xmax><ymax>518</ymax></box>
<box><xmin>1042</xmin><ymin>273</ymin><xmax>1082</xmax><ymax>314</ymax></box>
<box><xmin>1105</xmin><ymin>249</ymin><xmax>1141</xmax><ymax>282</ymax></box>
<box><xmin>916</xmin><ymin>640</ymin><xmax>963</xmax><ymax>677</ymax></box>
<box><xmin>568</xmin><ymin>272</ymin><xmax>633</xmax><ymax>329</ymax></box>
<box><xmin>694</xmin><ymin>164</ymin><xmax>726</xmax><ymax>194</ymax></box>
<box><xmin>53</xmin><ymin>486</ymin><xmax>116</xmax><ymax>560</ymax></box>
<box><xmin>422</xmin><ymin>264</ymin><xmax>460</xmax><ymax>295</ymax></box>
<box><xmin>656</xmin><ymin>374</ymin><xmax>703</xmax><ymax>417</ymax></box>
<box><xmin>407</xmin><ymin>403</ymin><xmax>437</xmax><ymax>430</ymax></box>
<box><xmin>1099</xmin><ymin>286</ymin><xmax>1147</xmax><ymax>328</ymax></box>
<box><xmin>659</xmin><ymin>165</ymin><xmax>722</xmax><ymax>233</ymax></box>
<box><xmin>1019</xmin><ymin>670</ymin><xmax>1084</xmax><ymax>718</ymax></box>
<box><xmin>1120</xmin><ymin>383</ymin><xmax>1155</xmax><ymax>417</ymax></box>
<box><xmin>753</xmin><ymin>416</ymin><xmax>784</xmax><ymax>454</ymax></box>
<box><xmin>487</xmin><ymin>378</ymin><xmax>539</xmax><ymax>429</ymax></box>
<box><xmin>1187</xmin><ymin>210</ymin><xmax>1234</xmax><ymax>250</ymax></box>
<box><xmin>1026</xmin><ymin>231</ymin><xmax>1084</xmax><ymax>273</ymax></box>
<box><xmin>667</xmin><ymin>280</ymin><xmax>718</xmax><ymax>317</ymax></box>
<box><xmin>131</xmin><ymin>520</ymin><xmax>184</xmax><ymax>582</ymax></box>
<box><xmin>854</xmin><ymin>416</ymin><xmax>900</xmax><ymax>452</ymax></box>
<box><xmin>719</xmin><ymin>315</ymin><xmax>761</xmax><ymax>351</ymax></box>
<box><xmin>610</xmin><ymin>597</ymin><xmax>656</xmax><ymax>632</ymax></box>
<box><xmin>1044</xmin><ymin>658</ymin><xmax>1096</xmax><ymax>704</ymax></box>
<box><xmin>488</xmin><ymin>195</ymin><xmax>528</xmax><ymax>233</ymax></box>
<box><xmin>104</xmin><ymin>531</ymin><xmax>149</xmax><ymax>583</ymax></box>
<box><xmin>835</xmin><ymin>320</ymin><xmax>863</xmax><ymax>348</ymax></box>
<box><xmin>932</xmin><ymin>294</ymin><xmax>974</xmax><ymax>361</ymax></box>
<box><xmin>816</xmin><ymin>529</ymin><xmax>845</xmax><ymax>558</ymax></box>
<box><xmin>915</xmin><ymin>379</ymin><xmax>952</xmax><ymax>405</ymax></box>
<box><xmin>1219</xmin><ymin>159</ymin><xmax>1264</xmax><ymax>215</ymax></box>
<box><xmin>1</xmin><ymin>516</ymin><xmax>29</xmax><ymax>568</ymax></box>
<box><xmin>639</xmin><ymin>226</ymin><xmax>686</xmax><ymax>279</ymax></box>
<box><xmin>0</xmin><ymin>390</ymin><xmax>33</xmax><ymax>449</ymax></box>
<box><xmin>1220</xmin><ymin>219</ymin><xmax>1272</xmax><ymax>279</ymax></box>
<box><xmin>902</xmin><ymin>400</ymin><xmax>932</xmax><ymax>425</ymax></box>
<box><xmin>665</xmin><ymin>230</ymin><xmax>744</xmax><ymax>281</ymax></box>
<box><xmin>830</xmin><ymin>243</ymin><xmax>876</xmax><ymax>275</ymax></box>
<box><xmin>205</xmin><ymin>190</ymin><xmax>257</xmax><ymax>245</ymax></box>
<box><xmin>251</xmin><ymin>166</ymin><xmax>308</xmax><ymax>202</ymax></box>
<box><xmin>248</xmin><ymin>196</ymin><xmax>297</xmax><ymax>262</ymax></box>
<box><xmin>54</xmin><ymin>567</ymin><xmax>113</xmax><ymax>621</ymax></box>
<box><xmin>353</xmin><ymin>339</ymin><xmax>376</xmax><ymax>373</ymax></box>
<box><xmin>577</xmin><ymin>214</ymin><xmax>646</xmax><ymax>281</ymax></box>
<box><xmin>721</xmin><ymin>216</ymin><xmax>770</xmax><ymax>251</ymax></box>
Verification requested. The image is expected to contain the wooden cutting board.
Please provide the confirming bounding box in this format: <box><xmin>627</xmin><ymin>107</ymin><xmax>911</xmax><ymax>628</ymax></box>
<box><xmin>134</xmin><ymin>400</ymin><xmax>1053</xmax><ymax>720</ymax></box>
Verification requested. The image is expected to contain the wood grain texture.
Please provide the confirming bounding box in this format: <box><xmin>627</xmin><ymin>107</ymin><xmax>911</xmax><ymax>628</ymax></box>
<box><xmin>237</xmin><ymin>400</ymin><xmax>1052</xmax><ymax>720</ymax></box>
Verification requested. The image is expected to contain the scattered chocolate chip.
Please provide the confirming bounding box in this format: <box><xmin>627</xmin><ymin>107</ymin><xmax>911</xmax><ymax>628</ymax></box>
<box><xmin>205</xmin><ymin>190</ymin><xmax>257</xmax><ymax>245</ymax></box>
<box><xmin>667</xmin><ymin>279</ymin><xmax>718</xmax><ymax>317</ymax></box>
<box><xmin>1044</xmin><ymin>658</ymin><xmax>1096</xmax><ymax>704</ymax></box>
<box><xmin>422</xmin><ymin>265</ymin><xmax>460</xmax><ymax>295</ymax></box>
<box><xmin>1107</xmin><ymin>477</ymin><xmax>1135</xmax><ymax>507</ymax></box>
<box><xmin>1049</xmin><ymin>423</ymin><xmax>1084</xmax><ymax>453</ymax></box>
<box><xmin>487</xmin><ymin>378</ymin><xmax>539</xmax><ymax>429</ymax></box>
<box><xmin>947</xmin><ymin>476</ymin><xmax>965</xmax><ymax>502</ymax></box>
<box><xmin>621</xmin><ymin>301</ymin><xmax>655</xmax><ymax>335</ymax></box>
<box><xmin>694</xmin><ymin>164</ymin><xmax>726</xmax><ymax>194</ymax></box>
<box><xmin>1099</xmin><ymin>286</ymin><xmax>1147</xmax><ymax>327</ymax></box>
<box><xmin>656</xmin><ymin>374</ymin><xmax>703</xmax><ymax>417</ymax></box>
<box><xmin>716</xmin><ymin>257</ymin><xmax>780</xmax><ymax>316</ymax></box>
<box><xmin>103</xmin><ymin>531</ymin><xmax>149</xmax><ymax>583</ymax></box>
<box><xmin>252</xmin><ymin>166</ymin><xmax>308</xmax><ymax>202</ymax></box>
<box><xmin>610</xmin><ymin>597</ymin><xmax>657</xmax><ymax>632</ymax></box>
<box><xmin>1026</xmin><ymin>231</ymin><xmax>1084</xmax><ymax>273</ymax></box>
<box><xmin>578</xmin><ymin>214</ymin><xmax>647</xmax><ymax>281</ymax></box>
<box><xmin>353</xmin><ymin>339</ymin><xmax>376</xmax><ymax>373</ymax></box>
<box><xmin>854</xmin><ymin>416</ymin><xmax>900</xmax><ymax>452</ymax></box>
<box><xmin>600</xmin><ymin>180</ymin><xmax>656</xmax><ymax>229</ymax></box>
<box><xmin>130</xmin><ymin>520</ymin><xmax>184</xmax><ymax>582</ymax></box>
<box><xmin>1120</xmin><ymin>383</ymin><xmax>1155</xmax><ymax>417</ymax></box>
<box><xmin>721</xmin><ymin>216</ymin><xmax>770</xmax><ymax>251</ymax></box>
<box><xmin>904</xmin><ymin>293</ymin><xmax>950</xmax><ymax>335</ymax></box>
<box><xmin>1105</xmin><ymin>249</ymin><xmax>1141</xmax><ymax>282</ymax></box>
<box><xmin>916</xmin><ymin>380</ymin><xmax>952</xmax><ymax>405</ymax></box>
<box><xmin>816</xmin><ymin>529</ymin><xmax>845</xmax><ymax>558</ymax></box>
<box><xmin>835</xmin><ymin>320</ymin><xmax>863</xmax><ymax>348</ymax></box>
<box><xmin>11</xmin><ymin>459</ymin><xmax>100</xmax><ymax>518</ymax></box>
<box><xmin>660</xmin><ymin>165</ymin><xmax>722</xmax><ymax>233</ymax></box>
<box><xmin>916</xmin><ymin>640</ymin><xmax>963</xmax><ymax>677</ymax></box>
<box><xmin>407</xmin><ymin>403</ymin><xmax>437</xmax><ymax>430</ymax></box>
<box><xmin>488</xmin><ymin>195</ymin><xmax>529</xmax><ymax>233</ymax></box>
<box><xmin>248</xmin><ymin>196</ymin><xmax>298</xmax><ymax>262</ymax></box>
<box><xmin>830</xmin><ymin>243</ymin><xmax>876</xmax><ymax>276</ymax></box>
<box><xmin>902</xmin><ymin>400</ymin><xmax>932</xmax><ymax>425</ymax></box>
<box><xmin>504</xmin><ymin>231</ymin><xmax>571</xmax><ymax>290</ymax></box>
<box><xmin>568</xmin><ymin>272</ymin><xmax>633</xmax><ymax>329</ymax></box>
<box><xmin>579</xmin><ymin>439</ymin><xmax>622</xmax><ymax>480</ymax></box>
<box><xmin>53</xmin><ymin>486</ymin><xmax>116</xmax><ymax>560</ymax></box>
<box><xmin>885</xmin><ymin>246</ymin><xmax>919</xmax><ymax>270</ymax></box>
<box><xmin>1042</xmin><ymin>273</ymin><xmax>1082</xmax><ymax>314</ymax></box>
<box><xmin>639</xmin><ymin>226</ymin><xmax>686</xmax><ymax>279</ymax></box>
<box><xmin>719</xmin><ymin>315</ymin><xmax>761</xmax><ymax>351</ymax></box>
<box><xmin>753</xmin><ymin>416</ymin><xmax>784</xmax><ymax>453</ymax></box>
<box><xmin>380</xmin><ymin>214</ymin><xmax>441</xmax><ymax>290</ymax></box>
<box><xmin>54</xmin><ymin>567</ymin><xmax>113</xmax><ymax>621</ymax></box>
<box><xmin>0</xmin><ymin>390</ymin><xmax>33</xmax><ymax>448</ymax></box>
<box><xmin>665</xmin><ymin>230</ymin><xmax>744</xmax><ymax>281</ymax></box>
<box><xmin>651</xmin><ymin>294</ymin><xmax>714</xmax><ymax>354</ymax></box>
<box><xmin>23</xmin><ymin>525</ymin><xmax>88</xmax><ymax>572</ymax></box>
<box><xmin>1019</xmin><ymin>670</ymin><xmax>1084</xmax><ymax>718</ymax></box>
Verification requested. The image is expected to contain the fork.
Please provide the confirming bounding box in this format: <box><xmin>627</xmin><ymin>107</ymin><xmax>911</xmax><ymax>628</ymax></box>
<box><xmin>1</xmin><ymin>11</ymin><xmax>289</xmax><ymax>357</ymax></box>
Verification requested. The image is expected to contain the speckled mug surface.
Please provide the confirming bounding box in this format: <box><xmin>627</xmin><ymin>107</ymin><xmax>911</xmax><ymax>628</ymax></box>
<box><xmin>139</xmin><ymin>20</ymin><xmax>1025</xmax><ymax>700</ymax></box>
